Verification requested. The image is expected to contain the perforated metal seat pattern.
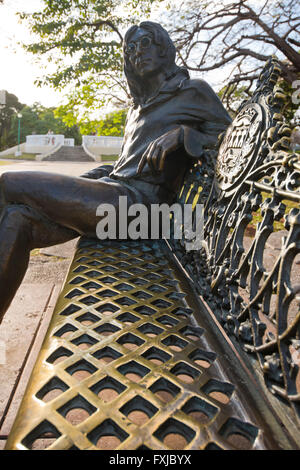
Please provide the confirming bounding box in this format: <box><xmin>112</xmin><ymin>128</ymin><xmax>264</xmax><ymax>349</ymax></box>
<box><xmin>5</xmin><ymin>239</ymin><xmax>276</xmax><ymax>450</ymax></box>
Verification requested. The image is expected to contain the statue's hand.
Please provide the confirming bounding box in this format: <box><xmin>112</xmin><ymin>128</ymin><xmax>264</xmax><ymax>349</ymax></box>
<box><xmin>81</xmin><ymin>164</ymin><xmax>114</xmax><ymax>180</ymax></box>
<box><xmin>137</xmin><ymin>126</ymin><xmax>183</xmax><ymax>175</ymax></box>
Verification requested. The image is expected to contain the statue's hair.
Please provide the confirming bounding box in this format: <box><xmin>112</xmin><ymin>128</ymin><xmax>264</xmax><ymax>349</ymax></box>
<box><xmin>123</xmin><ymin>21</ymin><xmax>184</xmax><ymax>106</ymax></box>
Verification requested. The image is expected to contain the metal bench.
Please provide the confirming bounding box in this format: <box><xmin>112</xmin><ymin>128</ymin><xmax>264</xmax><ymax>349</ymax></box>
<box><xmin>5</xmin><ymin>58</ymin><xmax>300</xmax><ymax>450</ymax></box>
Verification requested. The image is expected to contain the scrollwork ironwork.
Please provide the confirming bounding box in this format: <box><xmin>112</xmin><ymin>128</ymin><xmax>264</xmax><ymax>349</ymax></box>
<box><xmin>173</xmin><ymin>57</ymin><xmax>300</xmax><ymax>422</ymax></box>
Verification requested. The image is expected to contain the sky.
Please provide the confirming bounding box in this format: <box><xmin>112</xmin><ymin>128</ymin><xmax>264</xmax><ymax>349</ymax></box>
<box><xmin>0</xmin><ymin>0</ymin><xmax>66</xmax><ymax>107</ymax></box>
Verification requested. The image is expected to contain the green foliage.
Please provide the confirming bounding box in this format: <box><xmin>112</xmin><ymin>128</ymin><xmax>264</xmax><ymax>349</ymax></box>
<box><xmin>2</xmin><ymin>99</ymin><xmax>81</xmax><ymax>149</ymax></box>
<box><xmin>9</xmin><ymin>103</ymin><xmax>80</xmax><ymax>144</ymax></box>
<box><xmin>54</xmin><ymin>80</ymin><xmax>112</xmax><ymax>134</ymax></box>
<box><xmin>218</xmin><ymin>79</ymin><xmax>299</xmax><ymax>123</ymax></box>
<box><xmin>0</xmin><ymin>153</ymin><xmax>37</xmax><ymax>161</ymax></box>
<box><xmin>17</xmin><ymin>0</ymin><xmax>299</xmax><ymax>123</ymax></box>
<box><xmin>97</xmin><ymin>109</ymin><xmax>127</xmax><ymax>136</ymax></box>
<box><xmin>277</xmin><ymin>78</ymin><xmax>300</xmax><ymax>125</ymax></box>
<box><xmin>101</xmin><ymin>154</ymin><xmax>119</xmax><ymax>161</ymax></box>
<box><xmin>0</xmin><ymin>91</ymin><xmax>24</xmax><ymax>150</ymax></box>
<box><xmin>250</xmin><ymin>192</ymin><xmax>299</xmax><ymax>233</ymax></box>
<box><xmin>55</xmin><ymin>101</ymin><xmax>127</xmax><ymax>136</ymax></box>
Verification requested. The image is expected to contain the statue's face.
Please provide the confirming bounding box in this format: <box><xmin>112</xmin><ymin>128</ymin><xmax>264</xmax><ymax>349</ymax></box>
<box><xmin>126</xmin><ymin>27</ymin><xmax>165</xmax><ymax>77</ymax></box>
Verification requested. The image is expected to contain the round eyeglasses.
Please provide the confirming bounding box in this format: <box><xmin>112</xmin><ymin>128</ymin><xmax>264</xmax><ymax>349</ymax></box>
<box><xmin>126</xmin><ymin>36</ymin><xmax>152</xmax><ymax>55</ymax></box>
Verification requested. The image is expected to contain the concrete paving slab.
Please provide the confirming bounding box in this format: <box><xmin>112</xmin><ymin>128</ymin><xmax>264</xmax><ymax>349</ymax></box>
<box><xmin>40</xmin><ymin>238</ymin><xmax>79</xmax><ymax>258</ymax></box>
<box><xmin>265</xmin><ymin>230</ymin><xmax>287</xmax><ymax>251</ymax></box>
<box><xmin>0</xmin><ymin>283</ymin><xmax>57</xmax><ymax>430</ymax></box>
<box><xmin>0</xmin><ymin>285</ymin><xmax>61</xmax><ymax>438</ymax></box>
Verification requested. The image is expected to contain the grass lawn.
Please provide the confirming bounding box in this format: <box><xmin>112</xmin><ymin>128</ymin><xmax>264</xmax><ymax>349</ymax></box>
<box><xmin>250</xmin><ymin>192</ymin><xmax>298</xmax><ymax>232</ymax></box>
<box><xmin>101</xmin><ymin>154</ymin><xmax>119</xmax><ymax>162</ymax></box>
<box><xmin>0</xmin><ymin>153</ymin><xmax>37</xmax><ymax>161</ymax></box>
<box><xmin>0</xmin><ymin>160</ymin><xmax>20</xmax><ymax>166</ymax></box>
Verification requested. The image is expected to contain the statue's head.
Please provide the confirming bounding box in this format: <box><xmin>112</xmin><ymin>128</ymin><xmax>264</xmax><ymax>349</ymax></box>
<box><xmin>123</xmin><ymin>21</ymin><xmax>182</xmax><ymax>105</ymax></box>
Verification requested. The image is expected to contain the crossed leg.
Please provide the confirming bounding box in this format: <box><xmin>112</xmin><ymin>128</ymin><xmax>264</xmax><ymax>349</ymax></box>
<box><xmin>0</xmin><ymin>171</ymin><xmax>144</xmax><ymax>322</ymax></box>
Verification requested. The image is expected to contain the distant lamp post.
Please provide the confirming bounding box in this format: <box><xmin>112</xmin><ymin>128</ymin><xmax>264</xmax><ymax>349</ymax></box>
<box><xmin>15</xmin><ymin>113</ymin><xmax>22</xmax><ymax>157</ymax></box>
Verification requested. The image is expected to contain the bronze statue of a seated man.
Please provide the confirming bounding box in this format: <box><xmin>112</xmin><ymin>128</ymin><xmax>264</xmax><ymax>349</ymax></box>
<box><xmin>0</xmin><ymin>21</ymin><xmax>231</xmax><ymax>321</ymax></box>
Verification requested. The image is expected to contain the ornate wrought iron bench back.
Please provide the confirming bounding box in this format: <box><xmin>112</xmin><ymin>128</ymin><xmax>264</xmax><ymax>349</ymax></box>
<box><xmin>5</xmin><ymin>58</ymin><xmax>300</xmax><ymax>450</ymax></box>
<box><xmin>172</xmin><ymin>57</ymin><xmax>300</xmax><ymax>428</ymax></box>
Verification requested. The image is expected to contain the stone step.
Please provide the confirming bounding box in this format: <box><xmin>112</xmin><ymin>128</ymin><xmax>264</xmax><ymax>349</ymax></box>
<box><xmin>43</xmin><ymin>145</ymin><xmax>94</xmax><ymax>162</ymax></box>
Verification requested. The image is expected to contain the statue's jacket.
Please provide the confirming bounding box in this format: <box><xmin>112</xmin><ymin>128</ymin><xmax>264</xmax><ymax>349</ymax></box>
<box><xmin>110</xmin><ymin>69</ymin><xmax>232</xmax><ymax>202</ymax></box>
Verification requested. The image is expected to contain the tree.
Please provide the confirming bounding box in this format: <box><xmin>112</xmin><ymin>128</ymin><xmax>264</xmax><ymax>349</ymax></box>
<box><xmin>96</xmin><ymin>109</ymin><xmax>127</xmax><ymax>136</ymax></box>
<box><xmin>0</xmin><ymin>91</ymin><xmax>24</xmax><ymax>150</ymax></box>
<box><xmin>165</xmin><ymin>0</ymin><xmax>300</xmax><ymax>110</ymax></box>
<box><xmin>53</xmin><ymin>81</ymin><xmax>128</xmax><ymax>135</ymax></box>
<box><xmin>218</xmin><ymin>84</ymin><xmax>252</xmax><ymax>116</ymax></box>
<box><xmin>55</xmin><ymin>103</ymin><xmax>127</xmax><ymax>136</ymax></box>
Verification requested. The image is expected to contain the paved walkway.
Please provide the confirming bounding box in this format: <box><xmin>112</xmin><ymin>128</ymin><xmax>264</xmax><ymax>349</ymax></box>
<box><xmin>0</xmin><ymin>159</ymin><xmax>97</xmax><ymax>176</ymax></box>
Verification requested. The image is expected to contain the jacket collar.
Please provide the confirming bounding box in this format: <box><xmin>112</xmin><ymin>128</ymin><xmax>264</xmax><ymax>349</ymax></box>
<box><xmin>139</xmin><ymin>68</ymin><xmax>189</xmax><ymax>110</ymax></box>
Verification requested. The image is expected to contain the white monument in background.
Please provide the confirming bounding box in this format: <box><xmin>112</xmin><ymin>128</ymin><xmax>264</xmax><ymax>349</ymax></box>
<box><xmin>25</xmin><ymin>134</ymin><xmax>72</xmax><ymax>154</ymax></box>
<box><xmin>0</xmin><ymin>90</ymin><xmax>122</xmax><ymax>160</ymax></box>
<box><xmin>25</xmin><ymin>134</ymin><xmax>123</xmax><ymax>161</ymax></box>
<box><xmin>82</xmin><ymin>135</ymin><xmax>123</xmax><ymax>160</ymax></box>
<box><xmin>0</xmin><ymin>132</ymin><xmax>123</xmax><ymax>161</ymax></box>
